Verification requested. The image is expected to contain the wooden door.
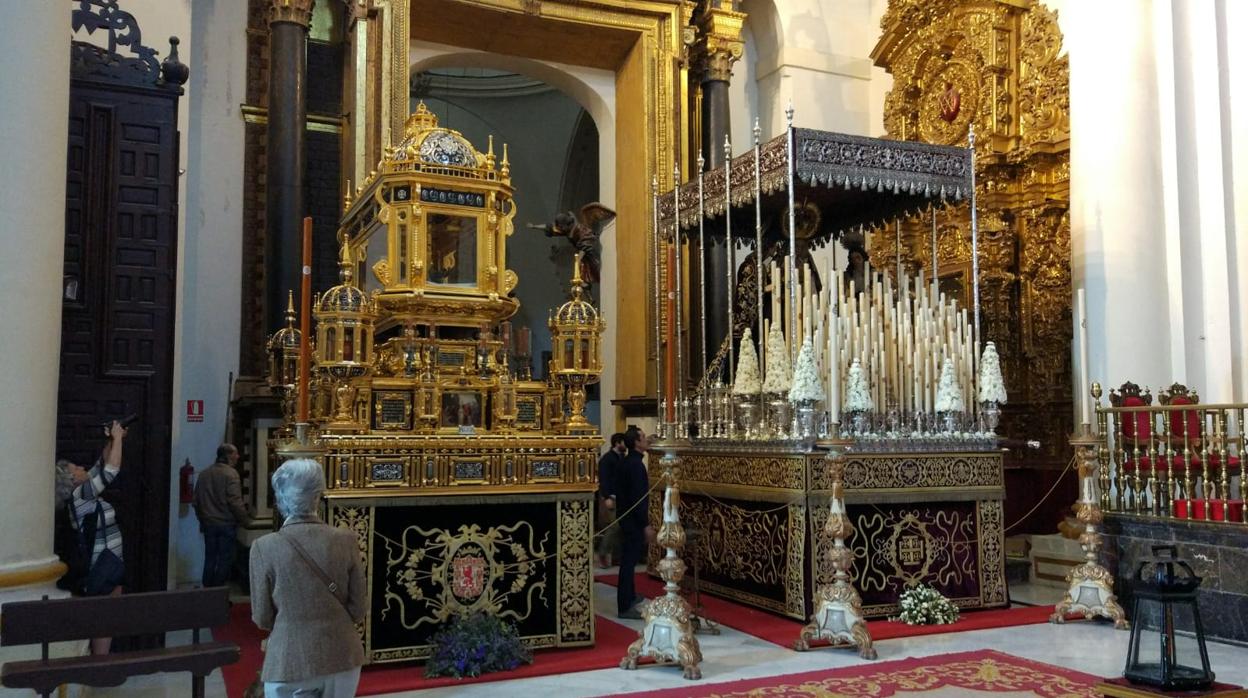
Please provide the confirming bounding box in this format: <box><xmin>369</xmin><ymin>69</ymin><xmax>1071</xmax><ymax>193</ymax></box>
<box><xmin>58</xmin><ymin>79</ymin><xmax>181</xmax><ymax>595</ymax></box>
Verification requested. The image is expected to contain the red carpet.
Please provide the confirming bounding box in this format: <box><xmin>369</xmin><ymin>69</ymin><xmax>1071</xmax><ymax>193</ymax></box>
<box><xmin>214</xmin><ymin>603</ymin><xmax>640</xmax><ymax>697</ymax></box>
<box><xmin>597</xmin><ymin>573</ymin><xmax>1083</xmax><ymax>648</ymax></box>
<box><xmin>213</xmin><ymin>603</ymin><xmax>267</xmax><ymax>698</ymax></box>
<box><xmin>603</xmin><ymin>649</ymin><xmax>1103</xmax><ymax>697</ymax></box>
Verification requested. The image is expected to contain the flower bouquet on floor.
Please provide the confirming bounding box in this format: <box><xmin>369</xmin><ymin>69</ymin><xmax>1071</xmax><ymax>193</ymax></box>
<box><xmin>895</xmin><ymin>584</ymin><xmax>960</xmax><ymax>626</ymax></box>
<box><xmin>424</xmin><ymin>612</ymin><xmax>533</xmax><ymax>678</ymax></box>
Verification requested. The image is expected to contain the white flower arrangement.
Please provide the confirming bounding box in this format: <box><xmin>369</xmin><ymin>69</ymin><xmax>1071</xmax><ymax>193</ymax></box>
<box><xmin>788</xmin><ymin>334</ymin><xmax>825</xmax><ymax>403</ymax></box>
<box><xmin>896</xmin><ymin>584</ymin><xmax>960</xmax><ymax>626</ymax></box>
<box><xmin>843</xmin><ymin>358</ymin><xmax>874</xmax><ymax>412</ymax></box>
<box><xmin>761</xmin><ymin>323</ymin><xmax>791</xmax><ymax>394</ymax></box>
<box><xmin>934</xmin><ymin>357</ymin><xmax>964</xmax><ymax>413</ymax></box>
<box><xmin>977</xmin><ymin>341</ymin><xmax>1008</xmax><ymax>404</ymax></box>
<box><xmin>733</xmin><ymin>328</ymin><xmax>762</xmax><ymax>395</ymax></box>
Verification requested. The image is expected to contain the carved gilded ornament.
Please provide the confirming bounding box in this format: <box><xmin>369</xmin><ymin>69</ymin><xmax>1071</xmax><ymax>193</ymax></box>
<box><xmin>872</xmin><ymin>0</ymin><xmax>1071</xmax><ymax>464</ymax></box>
<box><xmin>693</xmin><ymin>6</ymin><xmax>746</xmax><ymax>82</ymax></box>
<box><xmin>269</xmin><ymin>0</ymin><xmax>315</xmax><ymax>26</ymax></box>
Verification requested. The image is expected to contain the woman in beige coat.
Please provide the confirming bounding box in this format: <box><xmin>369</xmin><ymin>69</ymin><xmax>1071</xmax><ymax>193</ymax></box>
<box><xmin>250</xmin><ymin>458</ymin><xmax>366</xmax><ymax>697</ymax></box>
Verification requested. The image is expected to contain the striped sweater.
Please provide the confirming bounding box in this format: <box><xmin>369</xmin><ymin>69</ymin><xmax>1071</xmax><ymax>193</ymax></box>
<box><xmin>71</xmin><ymin>459</ymin><xmax>123</xmax><ymax>564</ymax></box>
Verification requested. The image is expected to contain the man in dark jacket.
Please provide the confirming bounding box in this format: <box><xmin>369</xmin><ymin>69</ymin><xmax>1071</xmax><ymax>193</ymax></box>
<box><xmin>193</xmin><ymin>443</ymin><xmax>249</xmax><ymax>588</ymax></box>
<box><xmin>615</xmin><ymin>426</ymin><xmax>655</xmax><ymax>618</ymax></box>
<box><xmin>596</xmin><ymin>432</ymin><xmax>626</xmax><ymax>569</ymax></box>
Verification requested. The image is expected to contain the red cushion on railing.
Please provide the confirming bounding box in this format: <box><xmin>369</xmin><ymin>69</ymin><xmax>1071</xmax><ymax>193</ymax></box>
<box><xmin>1167</xmin><ymin>396</ymin><xmax>1203</xmax><ymax>440</ymax></box>
<box><xmin>1172</xmin><ymin>499</ymin><xmax>1245</xmax><ymax>522</ymax></box>
<box><xmin>1120</xmin><ymin>396</ymin><xmax>1152</xmax><ymax>441</ymax></box>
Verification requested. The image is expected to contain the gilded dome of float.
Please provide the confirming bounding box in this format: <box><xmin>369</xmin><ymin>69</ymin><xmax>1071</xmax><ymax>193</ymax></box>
<box><xmin>318</xmin><ymin>241</ymin><xmax>377</xmax><ymax>315</ymax></box>
<box><xmin>551</xmin><ymin>258</ymin><xmax>601</xmax><ymax>328</ymax></box>
<box><xmin>386</xmin><ymin>101</ymin><xmax>484</xmax><ymax>169</ymax></box>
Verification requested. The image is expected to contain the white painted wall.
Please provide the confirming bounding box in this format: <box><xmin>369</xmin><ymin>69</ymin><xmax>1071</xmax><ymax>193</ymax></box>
<box><xmin>169</xmin><ymin>0</ymin><xmax>249</xmax><ymax>586</ymax></box>
<box><xmin>1065</xmin><ymin>0</ymin><xmax>1247</xmax><ymax>406</ymax></box>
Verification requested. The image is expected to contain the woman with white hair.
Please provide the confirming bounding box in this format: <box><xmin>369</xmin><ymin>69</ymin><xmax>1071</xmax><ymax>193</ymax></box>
<box><xmin>249</xmin><ymin>458</ymin><xmax>366</xmax><ymax>697</ymax></box>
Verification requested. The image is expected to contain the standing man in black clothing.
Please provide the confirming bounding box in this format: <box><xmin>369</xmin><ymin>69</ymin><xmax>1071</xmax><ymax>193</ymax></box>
<box><xmin>596</xmin><ymin>432</ymin><xmax>626</xmax><ymax>569</ymax></box>
<box><xmin>616</xmin><ymin>426</ymin><xmax>655</xmax><ymax>619</ymax></box>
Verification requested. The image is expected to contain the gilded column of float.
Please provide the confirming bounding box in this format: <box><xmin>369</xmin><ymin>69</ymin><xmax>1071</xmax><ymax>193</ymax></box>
<box><xmin>796</xmin><ymin>435</ymin><xmax>876</xmax><ymax>658</ymax></box>
<box><xmin>1051</xmin><ymin>383</ymin><xmax>1127</xmax><ymax>629</ymax></box>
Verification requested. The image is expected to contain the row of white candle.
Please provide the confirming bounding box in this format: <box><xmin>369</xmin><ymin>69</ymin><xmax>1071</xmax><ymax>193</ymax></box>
<box><xmin>763</xmin><ymin>260</ymin><xmax>981</xmax><ymax>427</ymax></box>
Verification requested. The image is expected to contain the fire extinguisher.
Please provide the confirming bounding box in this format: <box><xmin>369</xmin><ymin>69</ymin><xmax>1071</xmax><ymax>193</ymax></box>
<box><xmin>179</xmin><ymin>458</ymin><xmax>195</xmax><ymax>504</ymax></box>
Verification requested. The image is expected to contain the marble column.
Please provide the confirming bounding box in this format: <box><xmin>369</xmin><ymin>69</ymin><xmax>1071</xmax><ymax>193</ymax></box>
<box><xmin>0</xmin><ymin>0</ymin><xmax>69</xmax><ymax>608</ymax></box>
<box><xmin>266</xmin><ymin>0</ymin><xmax>314</xmax><ymax>335</ymax></box>
<box><xmin>695</xmin><ymin>4</ymin><xmax>745</xmax><ymax>377</ymax></box>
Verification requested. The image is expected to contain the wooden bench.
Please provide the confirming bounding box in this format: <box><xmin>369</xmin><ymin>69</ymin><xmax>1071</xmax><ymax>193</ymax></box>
<box><xmin>1</xmin><ymin>587</ymin><xmax>240</xmax><ymax>698</ymax></box>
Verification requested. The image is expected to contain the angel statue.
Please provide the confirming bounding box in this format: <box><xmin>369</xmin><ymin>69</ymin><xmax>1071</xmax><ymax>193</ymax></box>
<box><xmin>526</xmin><ymin>202</ymin><xmax>616</xmax><ymax>286</ymax></box>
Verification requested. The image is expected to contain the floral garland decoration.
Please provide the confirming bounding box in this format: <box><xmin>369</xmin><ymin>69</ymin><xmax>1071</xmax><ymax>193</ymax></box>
<box><xmin>762</xmin><ymin>323</ymin><xmax>791</xmax><ymax>394</ymax></box>
<box><xmin>934</xmin><ymin>356</ymin><xmax>964</xmax><ymax>412</ymax></box>
<box><xmin>788</xmin><ymin>333</ymin><xmax>825</xmax><ymax>403</ymax></box>
<box><xmin>733</xmin><ymin>327</ymin><xmax>762</xmax><ymax>395</ymax></box>
<box><xmin>843</xmin><ymin>358</ymin><xmax>874</xmax><ymax>412</ymax></box>
<box><xmin>977</xmin><ymin>341</ymin><xmax>1007</xmax><ymax>404</ymax></box>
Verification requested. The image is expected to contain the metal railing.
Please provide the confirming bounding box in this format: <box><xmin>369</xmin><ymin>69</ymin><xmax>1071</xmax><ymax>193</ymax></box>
<box><xmin>1095</xmin><ymin>401</ymin><xmax>1246</xmax><ymax>522</ymax></box>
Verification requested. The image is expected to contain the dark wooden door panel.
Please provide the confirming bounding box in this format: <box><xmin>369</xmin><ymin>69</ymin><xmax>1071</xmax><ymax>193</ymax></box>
<box><xmin>58</xmin><ymin>80</ymin><xmax>180</xmax><ymax>596</ymax></box>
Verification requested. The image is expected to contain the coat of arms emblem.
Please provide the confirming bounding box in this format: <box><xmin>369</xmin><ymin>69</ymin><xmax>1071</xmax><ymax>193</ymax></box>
<box><xmin>451</xmin><ymin>547</ymin><xmax>487</xmax><ymax>600</ymax></box>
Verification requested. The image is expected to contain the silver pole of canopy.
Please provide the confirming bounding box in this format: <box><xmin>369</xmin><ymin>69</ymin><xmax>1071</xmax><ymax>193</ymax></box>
<box><xmin>652</xmin><ymin>176</ymin><xmax>664</xmax><ymax>428</ymax></box>
<box><xmin>753</xmin><ymin>119</ymin><xmax>765</xmax><ymax>378</ymax></box>
<box><xmin>785</xmin><ymin>103</ymin><xmax>798</xmax><ymax>355</ymax></box>
<box><xmin>724</xmin><ymin>135</ymin><xmax>735</xmax><ymax>385</ymax></box>
<box><xmin>697</xmin><ymin>152</ymin><xmax>707</xmax><ymax>380</ymax></box>
<box><xmin>969</xmin><ymin>126</ymin><xmax>981</xmax><ymax>349</ymax></box>
<box><xmin>673</xmin><ymin>165</ymin><xmax>685</xmax><ymax>435</ymax></box>
<box><xmin>895</xmin><ymin>219</ymin><xmax>902</xmax><ymax>283</ymax></box>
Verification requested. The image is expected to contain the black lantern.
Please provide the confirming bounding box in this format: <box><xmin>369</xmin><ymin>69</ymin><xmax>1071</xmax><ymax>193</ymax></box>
<box><xmin>1123</xmin><ymin>545</ymin><xmax>1214</xmax><ymax>691</ymax></box>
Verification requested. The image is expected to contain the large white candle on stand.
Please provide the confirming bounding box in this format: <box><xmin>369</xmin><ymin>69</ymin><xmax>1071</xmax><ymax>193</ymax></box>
<box><xmin>1077</xmin><ymin>288</ymin><xmax>1091</xmax><ymax>426</ymax></box>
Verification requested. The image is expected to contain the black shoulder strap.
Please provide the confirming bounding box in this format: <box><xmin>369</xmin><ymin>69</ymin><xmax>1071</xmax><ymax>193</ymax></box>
<box><xmin>277</xmin><ymin>529</ymin><xmax>350</xmax><ymax>612</ymax></box>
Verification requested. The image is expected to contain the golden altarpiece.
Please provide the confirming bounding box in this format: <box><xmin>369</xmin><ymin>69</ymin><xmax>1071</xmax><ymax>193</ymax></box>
<box><xmin>869</xmin><ymin>0</ymin><xmax>1073</xmax><ymax>478</ymax></box>
<box><xmin>275</xmin><ymin>106</ymin><xmax>604</xmax><ymax>663</ymax></box>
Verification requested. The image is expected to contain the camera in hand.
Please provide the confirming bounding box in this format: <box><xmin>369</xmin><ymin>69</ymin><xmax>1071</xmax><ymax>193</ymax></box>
<box><xmin>100</xmin><ymin>413</ymin><xmax>139</xmax><ymax>429</ymax></box>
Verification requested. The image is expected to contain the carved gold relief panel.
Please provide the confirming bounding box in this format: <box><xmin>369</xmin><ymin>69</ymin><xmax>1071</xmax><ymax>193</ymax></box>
<box><xmin>871</xmin><ymin>0</ymin><xmax>1071</xmax><ymax>468</ymax></box>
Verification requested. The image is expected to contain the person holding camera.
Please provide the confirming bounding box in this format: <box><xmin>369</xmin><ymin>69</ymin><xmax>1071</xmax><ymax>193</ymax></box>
<box><xmin>62</xmin><ymin>419</ymin><xmax>128</xmax><ymax>654</ymax></box>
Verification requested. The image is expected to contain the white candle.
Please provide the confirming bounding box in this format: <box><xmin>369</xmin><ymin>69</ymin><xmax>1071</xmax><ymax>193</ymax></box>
<box><xmin>1077</xmin><ymin>288</ymin><xmax>1091</xmax><ymax>426</ymax></box>
<box><xmin>830</xmin><ymin>314</ymin><xmax>841</xmax><ymax>426</ymax></box>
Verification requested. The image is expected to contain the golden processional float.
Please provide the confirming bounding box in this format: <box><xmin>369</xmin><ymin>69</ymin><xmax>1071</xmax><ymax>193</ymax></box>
<box><xmin>629</xmin><ymin>109</ymin><xmax>1008</xmax><ymax>675</ymax></box>
<box><xmin>266</xmin><ymin>103</ymin><xmax>603</xmax><ymax>664</ymax></box>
